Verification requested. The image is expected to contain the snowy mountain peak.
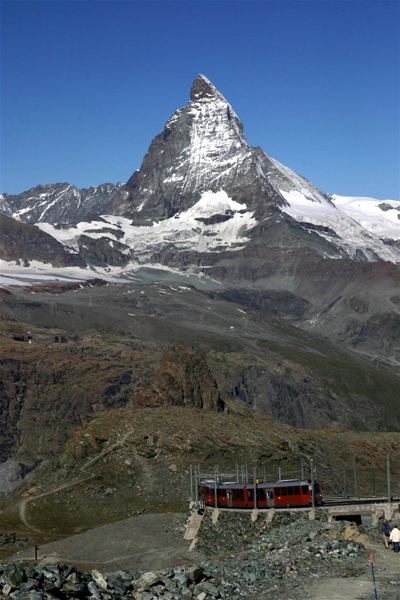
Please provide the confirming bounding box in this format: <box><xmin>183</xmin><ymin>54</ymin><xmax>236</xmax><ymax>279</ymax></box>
<box><xmin>108</xmin><ymin>75</ymin><xmax>285</xmax><ymax>222</ymax></box>
<box><xmin>190</xmin><ymin>74</ymin><xmax>226</xmax><ymax>102</ymax></box>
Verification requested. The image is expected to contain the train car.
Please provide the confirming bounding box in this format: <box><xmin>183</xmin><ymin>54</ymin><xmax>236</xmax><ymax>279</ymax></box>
<box><xmin>198</xmin><ymin>478</ymin><xmax>322</xmax><ymax>509</ymax></box>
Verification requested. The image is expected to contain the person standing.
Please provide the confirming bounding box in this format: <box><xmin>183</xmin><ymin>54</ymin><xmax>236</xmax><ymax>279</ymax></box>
<box><xmin>389</xmin><ymin>524</ymin><xmax>400</xmax><ymax>552</ymax></box>
<box><xmin>380</xmin><ymin>518</ymin><xmax>391</xmax><ymax>548</ymax></box>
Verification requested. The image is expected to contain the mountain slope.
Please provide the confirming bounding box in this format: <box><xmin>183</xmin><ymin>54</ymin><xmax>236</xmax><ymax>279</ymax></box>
<box><xmin>0</xmin><ymin>214</ymin><xmax>85</xmax><ymax>268</ymax></box>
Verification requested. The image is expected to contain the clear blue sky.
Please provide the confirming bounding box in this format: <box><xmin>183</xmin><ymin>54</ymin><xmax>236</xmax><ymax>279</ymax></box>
<box><xmin>2</xmin><ymin>1</ymin><xmax>399</xmax><ymax>200</ymax></box>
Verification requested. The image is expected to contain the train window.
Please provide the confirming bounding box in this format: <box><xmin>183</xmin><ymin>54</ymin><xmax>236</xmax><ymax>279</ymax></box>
<box><xmin>258</xmin><ymin>488</ymin><xmax>266</xmax><ymax>501</ymax></box>
<box><xmin>247</xmin><ymin>489</ymin><xmax>254</xmax><ymax>502</ymax></box>
<box><xmin>281</xmin><ymin>487</ymin><xmax>287</xmax><ymax>496</ymax></box>
<box><xmin>287</xmin><ymin>486</ymin><xmax>294</xmax><ymax>495</ymax></box>
<box><xmin>294</xmin><ymin>486</ymin><xmax>300</xmax><ymax>495</ymax></box>
<box><xmin>210</xmin><ymin>488</ymin><xmax>215</xmax><ymax>497</ymax></box>
<box><xmin>232</xmin><ymin>489</ymin><xmax>244</xmax><ymax>501</ymax></box>
<box><xmin>275</xmin><ymin>487</ymin><xmax>280</xmax><ymax>496</ymax></box>
<box><xmin>315</xmin><ymin>483</ymin><xmax>321</xmax><ymax>494</ymax></box>
<box><xmin>217</xmin><ymin>488</ymin><xmax>226</xmax><ymax>498</ymax></box>
<box><xmin>302</xmin><ymin>485</ymin><xmax>309</xmax><ymax>494</ymax></box>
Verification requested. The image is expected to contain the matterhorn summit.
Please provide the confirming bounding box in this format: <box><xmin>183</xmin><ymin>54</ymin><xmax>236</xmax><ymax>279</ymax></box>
<box><xmin>109</xmin><ymin>73</ymin><xmax>320</xmax><ymax>224</ymax></box>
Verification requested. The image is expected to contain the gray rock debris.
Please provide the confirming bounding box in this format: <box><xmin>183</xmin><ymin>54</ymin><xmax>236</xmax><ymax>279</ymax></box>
<box><xmin>0</xmin><ymin>517</ymin><xmax>370</xmax><ymax>599</ymax></box>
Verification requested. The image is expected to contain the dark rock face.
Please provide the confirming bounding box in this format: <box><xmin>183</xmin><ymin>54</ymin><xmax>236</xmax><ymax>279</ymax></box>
<box><xmin>336</xmin><ymin>312</ymin><xmax>400</xmax><ymax>364</ymax></box>
<box><xmin>1</xmin><ymin>182</ymin><xmax>123</xmax><ymax>224</ymax></box>
<box><xmin>0</xmin><ymin>316</ymin><xmax>158</xmax><ymax>463</ymax></box>
<box><xmin>209</xmin><ymin>289</ymin><xmax>311</xmax><ymax>319</ymax></box>
<box><xmin>76</xmin><ymin>235</ymin><xmax>131</xmax><ymax>267</ymax></box>
<box><xmin>134</xmin><ymin>345</ymin><xmax>224</xmax><ymax>411</ymax></box>
<box><xmin>227</xmin><ymin>365</ymin><xmax>340</xmax><ymax>429</ymax></box>
<box><xmin>0</xmin><ymin>214</ymin><xmax>85</xmax><ymax>268</ymax></box>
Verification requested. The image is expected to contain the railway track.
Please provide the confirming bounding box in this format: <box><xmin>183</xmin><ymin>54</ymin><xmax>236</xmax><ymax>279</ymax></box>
<box><xmin>322</xmin><ymin>496</ymin><xmax>400</xmax><ymax>508</ymax></box>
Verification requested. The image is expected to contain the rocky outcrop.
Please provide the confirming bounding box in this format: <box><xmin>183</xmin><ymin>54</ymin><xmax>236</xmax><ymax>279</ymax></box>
<box><xmin>0</xmin><ymin>214</ymin><xmax>85</xmax><ymax>268</ymax></box>
<box><xmin>134</xmin><ymin>345</ymin><xmax>224</xmax><ymax>411</ymax></box>
<box><xmin>209</xmin><ymin>288</ymin><xmax>311</xmax><ymax>319</ymax></box>
<box><xmin>77</xmin><ymin>235</ymin><xmax>131</xmax><ymax>267</ymax></box>
<box><xmin>23</xmin><ymin>278</ymin><xmax>108</xmax><ymax>295</ymax></box>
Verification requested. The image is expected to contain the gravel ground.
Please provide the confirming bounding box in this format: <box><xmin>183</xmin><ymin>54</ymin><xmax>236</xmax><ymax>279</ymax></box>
<box><xmin>5</xmin><ymin>511</ymin><xmax>400</xmax><ymax>599</ymax></box>
<box><xmin>10</xmin><ymin>513</ymin><xmax>204</xmax><ymax>572</ymax></box>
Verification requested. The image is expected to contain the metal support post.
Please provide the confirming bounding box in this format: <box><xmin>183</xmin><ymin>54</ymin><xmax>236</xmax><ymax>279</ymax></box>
<box><xmin>194</xmin><ymin>465</ymin><xmax>198</xmax><ymax>505</ymax></box>
<box><xmin>343</xmin><ymin>469</ymin><xmax>347</xmax><ymax>500</ymax></box>
<box><xmin>236</xmin><ymin>463</ymin><xmax>239</xmax><ymax>483</ymax></box>
<box><xmin>387</xmin><ymin>453</ymin><xmax>391</xmax><ymax>502</ymax></box>
<box><xmin>190</xmin><ymin>465</ymin><xmax>193</xmax><ymax>502</ymax></box>
<box><xmin>311</xmin><ymin>460</ymin><xmax>315</xmax><ymax>507</ymax></box>
<box><xmin>353</xmin><ymin>454</ymin><xmax>357</xmax><ymax>498</ymax></box>
<box><xmin>278</xmin><ymin>466</ymin><xmax>282</xmax><ymax>482</ymax></box>
<box><xmin>263</xmin><ymin>461</ymin><xmax>266</xmax><ymax>484</ymax></box>
<box><xmin>300</xmin><ymin>459</ymin><xmax>304</xmax><ymax>481</ymax></box>
<box><xmin>253</xmin><ymin>466</ymin><xmax>257</xmax><ymax>509</ymax></box>
<box><xmin>214</xmin><ymin>468</ymin><xmax>218</xmax><ymax>509</ymax></box>
<box><xmin>372</xmin><ymin>468</ymin><xmax>375</xmax><ymax>497</ymax></box>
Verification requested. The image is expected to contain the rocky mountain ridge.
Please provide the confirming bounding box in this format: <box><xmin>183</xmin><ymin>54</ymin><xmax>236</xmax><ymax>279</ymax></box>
<box><xmin>0</xmin><ymin>183</ymin><xmax>123</xmax><ymax>225</ymax></box>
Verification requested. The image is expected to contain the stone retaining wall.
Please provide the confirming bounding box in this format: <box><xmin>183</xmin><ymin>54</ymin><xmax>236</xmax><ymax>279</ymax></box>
<box><xmin>195</xmin><ymin>509</ymin><xmax>310</xmax><ymax>557</ymax></box>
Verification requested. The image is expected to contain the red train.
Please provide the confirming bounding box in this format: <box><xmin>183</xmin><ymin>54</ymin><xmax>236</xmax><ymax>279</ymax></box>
<box><xmin>199</xmin><ymin>479</ymin><xmax>323</xmax><ymax>509</ymax></box>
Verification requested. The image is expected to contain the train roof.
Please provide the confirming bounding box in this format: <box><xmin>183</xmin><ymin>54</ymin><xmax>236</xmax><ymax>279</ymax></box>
<box><xmin>200</xmin><ymin>479</ymin><xmax>313</xmax><ymax>488</ymax></box>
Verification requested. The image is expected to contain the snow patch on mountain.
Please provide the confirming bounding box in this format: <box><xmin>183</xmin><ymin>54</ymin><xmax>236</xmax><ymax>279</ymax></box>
<box><xmin>0</xmin><ymin>195</ymin><xmax>12</xmax><ymax>217</ymax></box>
<box><xmin>279</xmin><ymin>189</ymin><xmax>400</xmax><ymax>263</ymax></box>
<box><xmin>37</xmin><ymin>190</ymin><xmax>256</xmax><ymax>262</ymax></box>
<box><xmin>0</xmin><ymin>258</ymin><xmax>133</xmax><ymax>287</ymax></box>
<box><xmin>331</xmin><ymin>195</ymin><xmax>400</xmax><ymax>241</ymax></box>
<box><xmin>267</xmin><ymin>156</ymin><xmax>328</xmax><ymax>205</ymax></box>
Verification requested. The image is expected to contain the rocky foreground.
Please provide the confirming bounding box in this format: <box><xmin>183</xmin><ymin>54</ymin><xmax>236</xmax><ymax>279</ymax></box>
<box><xmin>2</xmin><ymin>512</ymin><xmax>399</xmax><ymax>600</ymax></box>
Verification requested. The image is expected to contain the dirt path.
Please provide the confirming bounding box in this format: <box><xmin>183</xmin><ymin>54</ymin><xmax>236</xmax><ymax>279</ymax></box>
<box><xmin>10</xmin><ymin>513</ymin><xmax>202</xmax><ymax>572</ymax></box>
<box><xmin>305</xmin><ymin>540</ymin><xmax>400</xmax><ymax>600</ymax></box>
<box><xmin>18</xmin><ymin>429</ymin><xmax>134</xmax><ymax>534</ymax></box>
